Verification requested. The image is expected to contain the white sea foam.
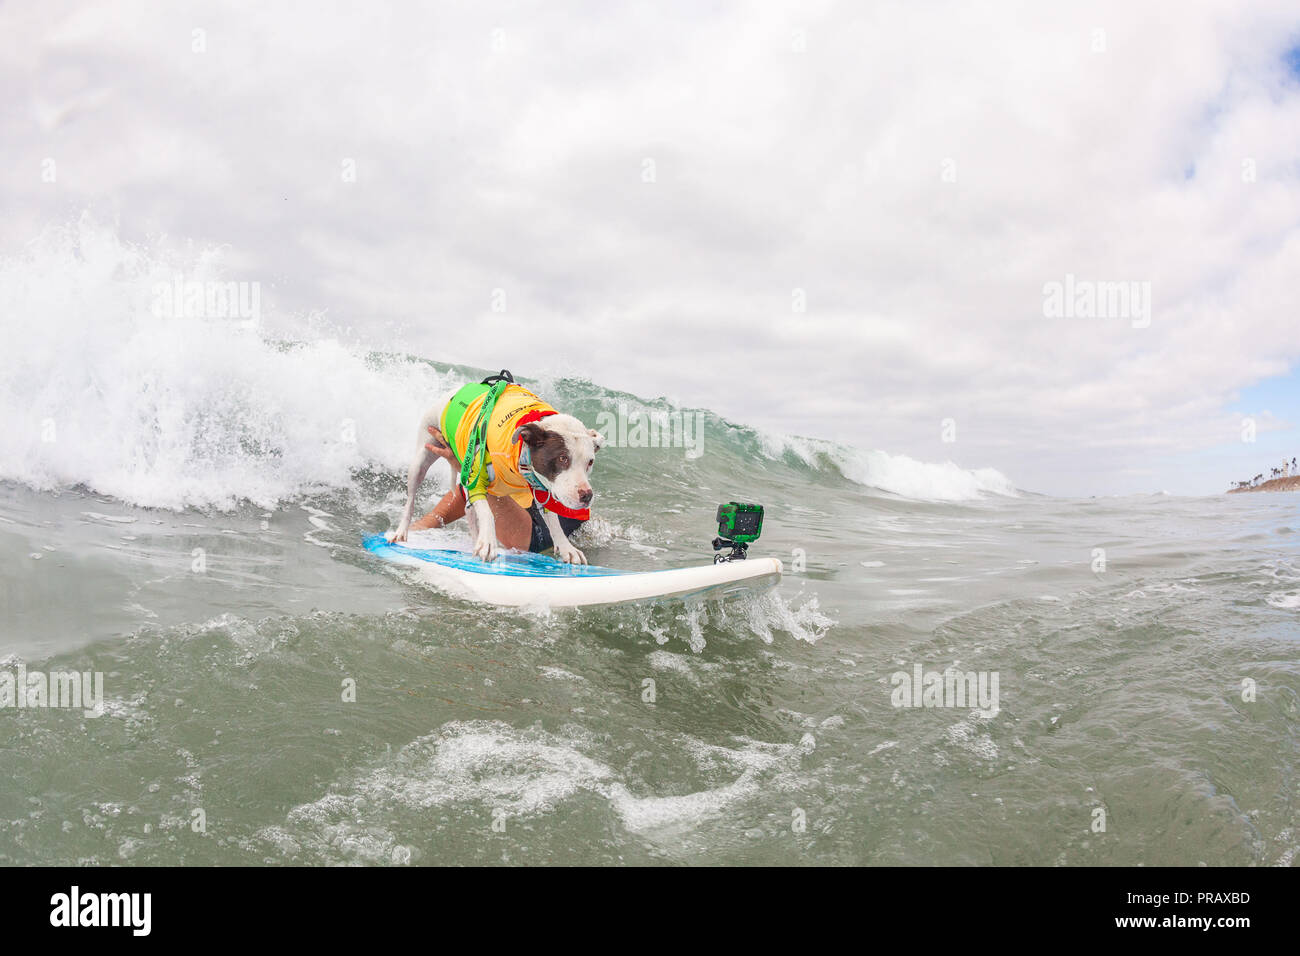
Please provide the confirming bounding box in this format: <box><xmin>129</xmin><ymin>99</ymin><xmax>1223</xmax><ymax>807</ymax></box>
<box><xmin>2</xmin><ymin>220</ymin><xmax>1016</xmax><ymax>512</ymax></box>
<box><xmin>0</xmin><ymin>219</ymin><xmax>444</xmax><ymax>511</ymax></box>
<box><xmin>259</xmin><ymin>720</ymin><xmax>807</xmax><ymax>860</ymax></box>
<box><xmin>647</xmin><ymin>650</ymin><xmax>699</xmax><ymax>677</ymax></box>
<box><xmin>757</xmin><ymin>430</ymin><xmax>1017</xmax><ymax>502</ymax></box>
<box><xmin>538</xmin><ymin>666</ymin><xmax>588</xmax><ymax>682</ymax></box>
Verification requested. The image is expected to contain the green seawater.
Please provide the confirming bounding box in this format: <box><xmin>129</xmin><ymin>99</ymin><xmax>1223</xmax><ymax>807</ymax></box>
<box><xmin>1</xmin><ymin>369</ymin><xmax>1297</xmax><ymax>866</ymax></box>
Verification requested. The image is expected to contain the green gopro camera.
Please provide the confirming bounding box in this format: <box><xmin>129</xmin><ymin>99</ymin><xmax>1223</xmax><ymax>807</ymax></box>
<box><xmin>717</xmin><ymin>502</ymin><xmax>764</xmax><ymax>542</ymax></box>
<box><xmin>713</xmin><ymin>502</ymin><xmax>764</xmax><ymax>562</ymax></box>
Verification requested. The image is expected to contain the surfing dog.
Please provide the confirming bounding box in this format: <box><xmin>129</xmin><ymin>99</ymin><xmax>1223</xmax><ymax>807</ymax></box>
<box><xmin>389</xmin><ymin>372</ymin><xmax>602</xmax><ymax>564</ymax></box>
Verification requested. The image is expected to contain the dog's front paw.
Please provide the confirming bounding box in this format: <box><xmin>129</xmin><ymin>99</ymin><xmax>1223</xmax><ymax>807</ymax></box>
<box><xmin>388</xmin><ymin>525</ymin><xmax>409</xmax><ymax>544</ymax></box>
<box><xmin>555</xmin><ymin>543</ymin><xmax>587</xmax><ymax>565</ymax></box>
<box><xmin>473</xmin><ymin>533</ymin><xmax>499</xmax><ymax>562</ymax></box>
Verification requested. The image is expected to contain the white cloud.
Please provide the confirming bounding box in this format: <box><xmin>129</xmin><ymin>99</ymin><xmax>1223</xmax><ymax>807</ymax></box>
<box><xmin>2</xmin><ymin>0</ymin><xmax>1298</xmax><ymax>495</ymax></box>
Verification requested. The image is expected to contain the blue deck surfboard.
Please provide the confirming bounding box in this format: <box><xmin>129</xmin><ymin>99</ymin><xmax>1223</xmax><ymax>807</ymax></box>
<box><xmin>363</xmin><ymin>534</ymin><xmax>782</xmax><ymax>607</ymax></box>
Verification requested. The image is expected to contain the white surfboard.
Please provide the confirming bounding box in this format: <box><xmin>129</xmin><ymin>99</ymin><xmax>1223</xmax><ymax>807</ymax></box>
<box><xmin>363</xmin><ymin>534</ymin><xmax>782</xmax><ymax>608</ymax></box>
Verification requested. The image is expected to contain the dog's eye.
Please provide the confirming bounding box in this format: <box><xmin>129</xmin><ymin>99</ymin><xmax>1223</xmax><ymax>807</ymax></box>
<box><xmin>587</xmin><ymin>459</ymin><xmax>593</xmax><ymax>470</ymax></box>
<box><xmin>558</xmin><ymin>455</ymin><xmax>569</xmax><ymax>467</ymax></box>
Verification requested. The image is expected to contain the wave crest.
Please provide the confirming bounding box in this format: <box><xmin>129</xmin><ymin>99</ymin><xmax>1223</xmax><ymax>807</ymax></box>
<box><xmin>758</xmin><ymin>432</ymin><xmax>1016</xmax><ymax>502</ymax></box>
<box><xmin>1</xmin><ymin>219</ymin><xmax>1017</xmax><ymax>510</ymax></box>
<box><xmin>0</xmin><ymin>219</ymin><xmax>442</xmax><ymax>509</ymax></box>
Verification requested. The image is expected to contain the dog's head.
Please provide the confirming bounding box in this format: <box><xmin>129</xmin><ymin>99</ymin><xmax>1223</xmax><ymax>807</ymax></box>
<box><xmin>513</xmin><ymin>414</ymin><xmax>603</xmax><ymax>510</ymax></box>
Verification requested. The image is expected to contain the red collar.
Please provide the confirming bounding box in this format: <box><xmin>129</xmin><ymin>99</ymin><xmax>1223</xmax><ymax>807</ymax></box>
<box><xmin>534</xmin><ymin>488</ymin><xmax>590</xmax><ymax>521</ymax></box>
<box><xmin>515</xmin><ymin>408</ymin><xmax>557</xmax><ymax>430</ymax></box>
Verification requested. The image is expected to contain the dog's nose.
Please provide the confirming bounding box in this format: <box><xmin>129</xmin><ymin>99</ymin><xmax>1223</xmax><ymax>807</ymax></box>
<box><xmin>578</xmin><ymin>487</ymin><xmax>593</xmax><ymax>506</ymax></box>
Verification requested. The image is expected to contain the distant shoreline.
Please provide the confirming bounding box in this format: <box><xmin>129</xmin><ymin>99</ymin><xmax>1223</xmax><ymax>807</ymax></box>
<box><xmin>1228</xmin><ymin>476</ymin><xmax>1300</xmax><ymax>494</ymax></box>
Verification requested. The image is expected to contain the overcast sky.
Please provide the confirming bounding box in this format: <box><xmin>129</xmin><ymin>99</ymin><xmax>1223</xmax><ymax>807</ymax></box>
<box><xmin>3</xmin><ymin>0</ymin><xmax>1299</xmax><ymax>496</ymax></box>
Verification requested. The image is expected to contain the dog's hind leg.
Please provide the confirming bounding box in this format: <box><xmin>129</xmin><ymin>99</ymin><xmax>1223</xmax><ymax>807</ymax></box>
<box><xmin>389</xmin><ymin>407</ymin><xmax>448</xmax><ymax>542</ymax></box>
<box><xmin>389</xmin><ymin>443</ymin><xmax>439</xmax><ymax>542</ymax></box>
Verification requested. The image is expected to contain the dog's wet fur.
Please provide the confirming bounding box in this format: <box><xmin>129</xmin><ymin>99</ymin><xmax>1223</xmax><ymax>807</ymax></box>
<box><xmin>517</xmin><ymin>422</ymin><xmax>573</xmax><ymax>482</ymax></box>
<box><xmin>389</xmin><ymin>388</ymin><xmax>602</xmax><ymax>563</ymax></box>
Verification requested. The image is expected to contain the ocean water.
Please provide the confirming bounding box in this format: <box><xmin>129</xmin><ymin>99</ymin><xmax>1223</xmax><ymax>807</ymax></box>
<box><xmin>1</xmin><ymin>226</ymin><xmax>1298</xmax><ymax>866</ymax></box>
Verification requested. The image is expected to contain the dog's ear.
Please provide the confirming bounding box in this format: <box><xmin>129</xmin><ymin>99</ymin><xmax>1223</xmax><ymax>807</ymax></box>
<box><xmin>512</xmin><ymin>422</ymin><xmax>549</xmax><ymax>448</ymax></box>
<box><xmin>588</xmin><ymin>429</ymin><xmax>604</xmax><ymax>452</ymax></box>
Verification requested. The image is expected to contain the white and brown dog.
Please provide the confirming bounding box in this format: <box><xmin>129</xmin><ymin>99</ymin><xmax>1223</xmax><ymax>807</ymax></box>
<box><xmin>390</xmin><ymin>373</ymin><xmax>602</xmax><ymax>563</ymax></box>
